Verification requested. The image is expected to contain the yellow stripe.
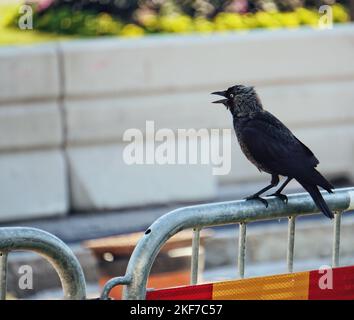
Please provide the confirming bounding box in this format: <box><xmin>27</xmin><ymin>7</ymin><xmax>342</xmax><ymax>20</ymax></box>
<box><xmin>212</xmin><ymin>271</ymin><xmax>310</xmax><ymax>300</ymax></box>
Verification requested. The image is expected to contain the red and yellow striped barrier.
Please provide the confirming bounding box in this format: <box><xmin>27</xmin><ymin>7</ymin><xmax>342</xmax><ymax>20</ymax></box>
<box><xmin>146</xmin><ymin>265</ymin><xmax>354</xmax><ymax>300</ymax></box>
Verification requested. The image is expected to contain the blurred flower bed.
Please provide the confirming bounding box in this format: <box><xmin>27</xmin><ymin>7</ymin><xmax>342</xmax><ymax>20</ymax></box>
<box><xmin>0</xmin><ymin>0</ymin><xmax>351</xmax><ymax>44</ymax></box>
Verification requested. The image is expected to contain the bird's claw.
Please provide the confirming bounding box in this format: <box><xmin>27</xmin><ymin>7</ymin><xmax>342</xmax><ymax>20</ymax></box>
<box><xmin>244</xmin><ymin>195</ymin><xmax>269</xmax><ymax>208</ymax></box>
<box><xmin>269</xmin><ymin>193</ymin><xmax>288</xmax><ymax>204</ymax></box>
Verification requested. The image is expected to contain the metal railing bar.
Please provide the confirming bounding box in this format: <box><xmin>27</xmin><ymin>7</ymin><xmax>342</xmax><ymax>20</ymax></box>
<box><xmin>122</xmin><ymin>187</ymin><xmax>354</xmax><ymax>299</ymax></box>
<box><xmin>332</xmin><ymin>211</ymin><xmax>342</xmax><ymax>267</ymax></box>
<box><xmin>287</xmin><ymin>216</ymin><xmax>296</xmax><ymax>273</ymax></box>
<box><xmin>0</xmin><ymin>227</ymin><xmax>86</xmax><ymax>300</ymax></box>
<box><xmin>100</xmin><ymin>275</ymin><xmax>132</xmax><ymax>300</ymax></box>
<box><xmin>238</xmin><ymin>223</ymin><xmax>247</xmax><ymax>278</ymax></box>
<box><xmin>0</xmin><ymin>252</ymin><xmax>8</xmax><ymax>300</ymax></box>
<box><xmin>190</xmin><ymin>228</ymin><xmax>200</xmax><ymax>285</ymax></box>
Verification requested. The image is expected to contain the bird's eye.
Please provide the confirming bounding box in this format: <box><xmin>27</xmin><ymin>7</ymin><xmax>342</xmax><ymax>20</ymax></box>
<box><xmin>229</xmin><ymin>93</ymin><xmax>234</xmax><ymax>98</ymax></box>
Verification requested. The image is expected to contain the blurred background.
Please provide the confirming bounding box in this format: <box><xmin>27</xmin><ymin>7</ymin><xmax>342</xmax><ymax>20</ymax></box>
<box><xmin>0</xmin><ymin>0</ymin><xmax>354</xmax><ymax>299</ymax></box>
<box><xmin>0</xmin><ymin>0</ymin><xmax>352</xmax><ymax>43</ymax></box>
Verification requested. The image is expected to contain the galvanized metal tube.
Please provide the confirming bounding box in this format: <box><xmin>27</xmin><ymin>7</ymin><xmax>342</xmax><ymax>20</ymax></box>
<box><xmin>190</xmin><ymin>228</ymin><xmax>200</xmax><ymax>285</ymax></box>
<box><xmin>0</xmin><ymin>252</ymin><xmax>8</xmax><ymax>300</ymax></box>
<box><xmin>332</xmin><ymin>212</ymin><xmax>342</xmax><ymax>267</ymax></box>
<box><xmin>100</xmin><ymin>275</ymin><xmax>132</xmax><ymax>300</ymax></box>
<box><xmin>287</xmin><ymin>216</ymin><xmax>296</xmax><ymax>273</ymax></box>
<box><xmin>123</xmin><ymin>187</ymin><xmax>354</xmax><ymax>299</ymax></box>
<box><xmin>0</xmin><ymin>227</ymin><xmax>86</xmax><ymax>300</ymax></box>
<box><xmin>238</xmin><ymin>223</ymin><xmax>247</xmax><ymax>279</ymax></box>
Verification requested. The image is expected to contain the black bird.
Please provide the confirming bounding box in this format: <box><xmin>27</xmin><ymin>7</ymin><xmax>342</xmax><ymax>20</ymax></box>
<box><xmin>212</xmin><ymin>85</ymin><xmax>334</xmax><ymax>219</ymax></box>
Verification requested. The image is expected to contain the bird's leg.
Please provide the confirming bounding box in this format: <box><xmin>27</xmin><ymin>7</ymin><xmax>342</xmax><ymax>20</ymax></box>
<box><xmin>268</xmin><ymin>177</ymin><xmax>292</xmax><ymax>204</ymax></box>
<box><xmin>244</xmin><ymin>175</ymin><xmax>279</xmax><ymax>208</ymax></box>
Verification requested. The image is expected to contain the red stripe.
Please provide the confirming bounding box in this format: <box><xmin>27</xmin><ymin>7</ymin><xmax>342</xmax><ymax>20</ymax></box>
<box><xmin>309</xmin><ymin>265</ymin><xmax>354</xmax><ymax>300</ymax></box>
<box><xmin>146</xmin><ymin>283</ymin><xmax>213</xmax><ymax>300</ymax></box>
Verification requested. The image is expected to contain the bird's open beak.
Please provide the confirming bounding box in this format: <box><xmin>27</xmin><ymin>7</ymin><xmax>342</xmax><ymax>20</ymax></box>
<box><xmin>211</xmin><ymin>91</ymin><xmax>228</xmax><ymax>104</ymax></box>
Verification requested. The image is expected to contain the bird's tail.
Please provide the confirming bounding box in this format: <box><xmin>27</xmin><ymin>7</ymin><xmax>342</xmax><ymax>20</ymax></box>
<box><xmin>298</xmin><ymin>182</ymin><xmax>334</xmax><ymax>219</ymax></box>
<box><xmin>306</xmin><ymin>168</ymin><xmax>334</xmax><ymax>193</ymax></box>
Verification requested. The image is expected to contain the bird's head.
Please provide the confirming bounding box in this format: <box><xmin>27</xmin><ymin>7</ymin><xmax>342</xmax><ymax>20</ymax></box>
<box><xmin>211</xmin><ymin>85</ymin><xmax>262</xmax><ymax>115</ymax></box>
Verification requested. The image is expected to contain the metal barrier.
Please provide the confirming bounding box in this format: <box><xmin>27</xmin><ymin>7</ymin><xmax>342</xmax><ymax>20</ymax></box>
<box><xmin>0</xmin><ymin>227</ymin><xmax>86</xmax><ymax>300</ymax></box>
<box><xmin>100</xmin><ymin>187</ymin><xmax>354</xmax><ymax>300</ymax></box>
<box><xmin>1</xmin><ymin>188</ymin><xmax>353</xmax><ymax>300</ymax></box>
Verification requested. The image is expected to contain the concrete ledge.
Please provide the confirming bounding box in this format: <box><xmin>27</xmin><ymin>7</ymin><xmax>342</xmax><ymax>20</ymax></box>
<box><xmin>68</xmin><ymin>144</ymin><xmax>217</xmax><ymax>211</ymax></box>
<box><xmin>0</xmin><ymin>102</ymin><xmax>63</xmax><ymax>151</ymax></box>
<box><xmin>0</xmin><ymin>150</ymin><xmax>68</xmax><ymax>221</ymax></box>
<box><xmin>258</xmin><ymin>80</ymin><xmax>354</xmax><ymax>128</ymax></box>
<box><xmin>0</xmin><ymin>45</ymin><xmax>60</xmax><ymax>103</ymax></box>
<box><xmin>65</xmin><ymin>80</ymin><xmax>354</xmax><ymax>146</ymax></box>
<box><xmin>61</xmin><ymin>26</ymin><xmax>354</xmax><ymax>97</ymax></box>
<box><xmin>65</xmin><ymin>91</ymin><xmax>226</xmax><ymax>145</ymax></box>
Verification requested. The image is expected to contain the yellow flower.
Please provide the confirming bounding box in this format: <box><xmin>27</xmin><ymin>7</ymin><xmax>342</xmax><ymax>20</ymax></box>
<box><xmin>214</xmin><ymin>13</ymin><xmax>247</xmax><ymax>31</ymax></box>
<box><xmin>194</xmin><ymin>17</ymin><xmax>214</xmax><ymax>33</ymax></box>
<box><xmin>158</xmin><ymin>15</ymin><xmax>194</xmax><ymax>33</ymax></box>
<box><xmin>120</xmin><ymin>24</ymin><xmax>145</xmax><ymax>38</ymax></box>
<box><xmin>255</xmin><ymin>12</ymin><xmax>282</xmax><ymax>29</ymax></box>
<box><xmin>332</xmin><ymin>4</ymin><xmax>349</xmax><ymax>23</ymax></box>
<box><xmin>0</xmin><ymin>3</ymin><xmax>22</xmax><ymax>28</ymax></box>
<box><xmin>243</xmin><ymin>14</ymin><xmax>258</xmax><ymax>29</ymax></box>
<box><xmin>96</xmin><ymin>13</ymin><xmax>121</xmax><ymax>35</ymax></box>
<box><xmin>277</xmin><ymin>12</ymin><xmax>300</xmax><ymax>29</ymax></box>
<box><xmin>295</xmin><ymin>8</ymin><xmax>319</xmax><ymax>27</ymax></box>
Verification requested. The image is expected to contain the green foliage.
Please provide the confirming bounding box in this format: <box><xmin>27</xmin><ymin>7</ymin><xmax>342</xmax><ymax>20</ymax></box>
<box><xmin>32</xmin><ymin>7</ymin><xmax>123</xmax><ymax>36</ymax></box>
<box><xmin>0</xmin><ymin>1</ymin><xmax>350</xmax><ymax>44</ymax></box>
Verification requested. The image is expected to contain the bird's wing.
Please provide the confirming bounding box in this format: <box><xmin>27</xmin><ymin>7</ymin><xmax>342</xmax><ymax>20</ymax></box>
<box><xmin>293</xmin><ymin>136</ymin><xmax>319</xmax><ymax>165</ymax></box>
<box><xmin>241</xmin><ymin>112</ymin><xmax>319</xmax><ymax>175</ymax></box>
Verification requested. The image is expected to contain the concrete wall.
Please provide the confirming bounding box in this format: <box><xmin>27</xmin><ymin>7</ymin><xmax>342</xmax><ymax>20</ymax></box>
<box><xmin>0</xmin><ymin>45</ymin><xmax>68</xmax><ymax>221</ymax></box>
<box><xmin>1</xmin><ymin>25</ymin><xmax>354</xmax><ymax>221</ymax></box>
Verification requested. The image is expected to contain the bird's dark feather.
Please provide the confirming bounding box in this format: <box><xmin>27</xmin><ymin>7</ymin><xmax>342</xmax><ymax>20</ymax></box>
<box><xmin>235</xmin><ymin>111</ymin><xmax>319</xmax><ymax>176</ymax></box>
